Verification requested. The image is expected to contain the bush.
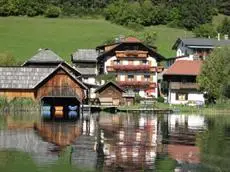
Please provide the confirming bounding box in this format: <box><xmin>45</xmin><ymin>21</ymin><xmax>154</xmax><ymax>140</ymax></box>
<box><xmin>0</xmin><ymin>52</ymin><xmax>17</xmax><ymax>66</ymax></box>
<box><xmin>45</xmin><ymin>5</ymin><xmax>61</xmax><ymax>18</ymax></box>
<box><xmin>126</xmin><ymin>22</ymin><xmax>144</xmax><ymax>32</ymax></box>
<box><xmin>157</xmin><ymin>96</ymin><xmax>165</xmax><ymax>103</ymax></box>
<box><xmin>26</xmin><ymin>7</ymin><xmax>37</xmax><ymax>17</ymax></box>
<box><xmin>134</xmin><ymin>94</ymin><xmax>142</xmax><ymax>104</ymax></box>
<box><xmin>193</xmin><ymin>24</ymin><xmax>216</xmax><ymax>38</ymax></box>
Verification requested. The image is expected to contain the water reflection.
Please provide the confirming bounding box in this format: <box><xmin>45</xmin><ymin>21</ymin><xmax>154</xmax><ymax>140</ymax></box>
<box><xmin>1</xmin><ymin>112</ymin><xmax>230</xmax><ymax>171</ymax></box>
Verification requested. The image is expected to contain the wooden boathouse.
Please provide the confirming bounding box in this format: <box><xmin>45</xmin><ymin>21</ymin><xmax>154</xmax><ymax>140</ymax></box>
<box><xmin>0</xmin><ymin>49</ymin><xmax>88</xmax><ymax>119</ymax></box>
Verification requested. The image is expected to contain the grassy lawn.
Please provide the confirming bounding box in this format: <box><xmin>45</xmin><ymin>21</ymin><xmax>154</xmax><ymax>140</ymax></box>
<box><xmin>0</xmin><ymin>17</ymin><xmax>194</xmax><ymax>63</ymax></box>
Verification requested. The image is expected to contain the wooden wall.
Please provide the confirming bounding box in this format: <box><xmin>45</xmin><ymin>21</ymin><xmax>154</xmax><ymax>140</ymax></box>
<box><xmin>0</xmin><ymin>69</ymin><xmax>86</xmax><ymax>102</ymax></box>
<box><xmin>97</xmin><ymin>85</ymin><xmax>123</xmax><ymax>104</ymax></box>
<box><xmin>36</xmin><ymin>70</ymin><xmax>85</xmax><ymax>102</ymax></box>
<box><xmin>0</xmin><ymin>90</ymin><xmax>35</xmax><ymax>100</ymax></box>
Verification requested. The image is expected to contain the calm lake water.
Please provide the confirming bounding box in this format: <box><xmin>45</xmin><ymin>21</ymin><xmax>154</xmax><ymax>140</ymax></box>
<box><xmin>0</xmin><ymin>112</ymin><xmax>230</xmax><ymax>172</ymax></box>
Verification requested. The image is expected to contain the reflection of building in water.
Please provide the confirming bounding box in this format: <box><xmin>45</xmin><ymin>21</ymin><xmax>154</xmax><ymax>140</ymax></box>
<box><xmin>71</xmin><ymin>113</ymin><xmax>98</xmax><ymax>169</ymax></box>
<box><xmin>161</xmin><ymin>114</ymin><xmax>206</xmax><ymax>165</ymax></box>
<box><xmin>34</xmin><ymin>122</ymin><xmax>82</xmax><ymax>147</ymax></box>
<box><xmin>0</xmin><ymin>129</ymin><xmax>59</xmax><ymax>165</ymax></box>
<box><xmin>98</xmin><ymin>113</ymin><xmax>158</xmax><ymax>171</ymax></box>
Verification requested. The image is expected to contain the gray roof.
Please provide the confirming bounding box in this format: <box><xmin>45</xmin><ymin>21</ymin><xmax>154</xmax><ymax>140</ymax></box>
<box><xmin>72</xmin><ymin>49</ymin><xmax>98</xmax><ymax>62</ymax></box>
<box><xmin>26</xmin><ymin>49</ymin><xmax>64</xmax><ymax>63</ymax></box>
<box><xmin>76</xmin><ymin>67</ymin><xmax>96</xmax><ymax>75</ymax></box>
<box><xmin>0</xmin><ymin>67</ymin><xmax>55</xmax><ymax>89</ymax></box>
<box><xmin>172</xmin><ymin>38</ymin><xmax>230</xmax><ymax>49</ymax></box>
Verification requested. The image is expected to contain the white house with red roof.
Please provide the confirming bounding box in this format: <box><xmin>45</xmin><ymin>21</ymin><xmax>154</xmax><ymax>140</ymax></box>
<box><xmin>163</xmin><ymin>60</ymin><xmax>205</xmax><ymax>105</ymax></box>
<box><xmin>96</xmin><ymin>36</ymin><xmax>165</xmax><ymax>98</ymax></box>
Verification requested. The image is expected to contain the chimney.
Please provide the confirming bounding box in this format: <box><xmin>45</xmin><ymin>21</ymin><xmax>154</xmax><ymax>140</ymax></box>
<box><xmin>218</xmin><ymin>33</ymin><xmax>221</xmax><ymax>41</ymax></box>
<box><xmin>224</xmin><ymin>34</ymin><xmax>229</xmax><ymax>40</ymax></box>
<box><xmin>119</xmin><ymin>35</ymin><xmax>125</xmax><ymax>42</ymax></box>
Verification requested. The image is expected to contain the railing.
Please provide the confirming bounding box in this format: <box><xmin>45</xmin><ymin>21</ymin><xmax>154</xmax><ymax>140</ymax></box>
<box><xmin>107</xmin><ymin>65</ymin><xmax>162</xmax><ymax>72</ymax></box>
<box><xmin>170</xmin><ymin>82</ymin><xmax>199</xmax><ymax>89</ymax></box>
<box><xmin>118</xmin><ymin>81</ymin><xmax>156</xmax><ymax>88</ymax></box>
<box><xmin>116</xmin><ymin>51</ymin><xmax>148</xmax><ymax>58</ymax></box>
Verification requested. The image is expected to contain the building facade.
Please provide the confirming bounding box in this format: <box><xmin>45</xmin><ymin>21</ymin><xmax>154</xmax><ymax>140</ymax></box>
<box><xmin>172</xmin><ymin>38</ymin><xmax>230</xmax><ymax>61</ymax></box>
<box><xmin>97</xmin><ymin>37</ymin><xmax>165</xmax><ymax>98</ymax></box>
<box><xmin>71</xmin><ymin>49</ymin><xmax>99</xmax><ymax>99</ymax></box>
<box><xmin>163</xmin><ymin>60</ymin><xmax>204</xmax><ymax>105</ymax></box>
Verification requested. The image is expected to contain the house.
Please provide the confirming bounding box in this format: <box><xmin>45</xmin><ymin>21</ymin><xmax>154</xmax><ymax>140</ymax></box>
<box><xmin>163</xmin><ymin>60</ymin><xmax>204</xmax><ymax>105</ymax></box>
<box><xmin>95</xmin><ymin>82</ymin><xmax>125</xmax><ymax>106</ymax></box>
<box><xmin>0</xmin><ymin>65</ymin><xmax>87</xmax><ymax>105</ymax></box>
<box><xmin>23</xmin><ymin>48</ymin><xmax>82</xmax><ymax>77</ymax></box>
<box><xmin>96</xmin><ymin>37</ymin><xmax>165</xmax><ymax>98</ymax></box>
<box><xmin>172</xmin><ymin>38</ymin><xmax>230</xmax><ymax>61</ymax></box>
<box><xmin>71</xmin><ymin>49</ymin><xmax>99</xmax><ymax>99</ymax></box>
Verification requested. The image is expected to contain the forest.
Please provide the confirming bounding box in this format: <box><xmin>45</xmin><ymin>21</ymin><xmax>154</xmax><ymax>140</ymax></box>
<box><xmin>0</xmin><ymin>0</ymin><xmax>230</xmax><ymax>36</ymax></box>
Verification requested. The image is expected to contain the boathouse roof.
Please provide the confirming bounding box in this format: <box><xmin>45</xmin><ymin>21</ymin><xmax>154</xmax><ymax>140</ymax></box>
<box><xmin>0</xmin><ymin>65</ymin><xmax>87</xmax><ymax>90</ymax></box>
<box><xmin>75</xmin><ymin>67</ymin><xmax>96</xmax><ymax>76</ymax></box>
<box><xmin>71</xmin><ymin>49</ymin><xmax>98</xmax><ymax>62</ymax></box>
<box><xmin>23</xmin><ymin>48</ymin><xmax>64</xmax><ymax>65</ymax></box>
<box><xmin>95</xmin><ymin>81</ymin><xmax>125</xmax><ymax>93</ymax></box>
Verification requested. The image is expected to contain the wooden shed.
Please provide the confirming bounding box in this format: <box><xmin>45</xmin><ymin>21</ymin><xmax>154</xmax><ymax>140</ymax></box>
<box><xmin>0</xmin><ymin>65</ymin><xmax>87</xmax><ymax>103</ymax></box>
<box><xmin>95</xmin><ymin>82</ymin><xmax>125</xmax><ymax>106</ymax></box>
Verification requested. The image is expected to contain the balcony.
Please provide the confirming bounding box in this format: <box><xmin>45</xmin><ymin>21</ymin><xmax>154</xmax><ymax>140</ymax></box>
<box><xmin>118</xmin><ymin>81</ymin><xmax>156</xmax><ymax>88</ymax></box>
<box><xmin>107</xmin><ymin>65</ymin><xmax>157</xmax><ymax>72</ymax></box>
<box><xmin>116</xmin><ymin>51</ymin><xmax>148</xmax><ymax>58</ymax></box>
<box><xmin>170</xmin><ymin>82</ymin><xmax>199</xmax><ymax>90</ymax></box>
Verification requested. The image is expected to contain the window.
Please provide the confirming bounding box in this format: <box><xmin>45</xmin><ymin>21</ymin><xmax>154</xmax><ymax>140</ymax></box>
<box><xmin>176</xmin><ymin>92</ymin><xmax>188</xmax><ymax>101</ymax></box>
<box><xmin>128</xmin><ymin>75</ymin><xmax>134</xmax><ymax>81</ymax></box>
<box><xmin>142</xmin><ymin>60</ymin><xmax>148</xmax><ymax>64</ymax></box>
<box><xmin>114</xmin><ymin>60</ymin><xmax>120</xmax><ymax>64</ymax></box>
<box><xmin>144</xmin><ymin>75</ymin><xmax>150</xmax><ymax>81</ymax></box>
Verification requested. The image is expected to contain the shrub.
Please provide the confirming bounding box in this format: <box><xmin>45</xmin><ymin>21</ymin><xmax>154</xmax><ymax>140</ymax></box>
<box><xmin>126</xmin><ymin>22</ymin><xmax>144</xmax><ymax>32</ymax></box>
<box><xmin>26</xmin><ymin>7</ymin><xmax>37</xmax><ymax>17</ymax></box>
<box><xmin>157</xmin><ymin>96</ymin><xmax>165</xmax><ymax>103</ymax></box>
<box><xmin>0</xmin><ymin>52</ymin><xmax>17</xmax><ymax>66</ymax></box>
<box><xmin>45</xmin><ymin>5</ymin><xmax>61</xmax><ymax>18</ymax></box>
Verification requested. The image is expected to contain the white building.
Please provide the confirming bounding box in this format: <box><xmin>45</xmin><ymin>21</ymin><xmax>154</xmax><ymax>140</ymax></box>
<box><xmin>96</xmin><ymin>37</ymin><xmax>165</xmax><ymax>98</ymax></box>
<box><xmin>163</xmin><ymin>60</ymin><xmax>205</xmax><ymax>105</ymax></box>
<box><xmin>71</xmin><ymin>49</ymin><xmax>99</xmax><ymax>99</ymax></box>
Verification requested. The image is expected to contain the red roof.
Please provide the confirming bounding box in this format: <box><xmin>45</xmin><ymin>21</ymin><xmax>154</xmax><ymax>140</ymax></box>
<box><xmin>164</xmin><ymin>60</ymin><xmax>203</xmax><ymax>76</ymax></box>
<box><xmin>122</xmin><ymin>37</ymin><xmax>141</xmax><ymax>43</ymax></box>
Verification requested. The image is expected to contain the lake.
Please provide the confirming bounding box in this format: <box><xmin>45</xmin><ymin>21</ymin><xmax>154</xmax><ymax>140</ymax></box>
<box><xmin>0</xmin><ymin>112</ymin><xmax>229</xmax><ymax>172</ymax></box>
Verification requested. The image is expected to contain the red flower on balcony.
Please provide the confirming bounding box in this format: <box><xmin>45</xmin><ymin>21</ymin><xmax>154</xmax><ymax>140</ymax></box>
<box><xmin>118</xmin><ymin>81</ymin><xmax>156</xmax><ymax>88</ymax></box>
<box><xmin>113</xmin><ymin>64</ymin><xmax>151</xmax><ymax>71</ymax></box>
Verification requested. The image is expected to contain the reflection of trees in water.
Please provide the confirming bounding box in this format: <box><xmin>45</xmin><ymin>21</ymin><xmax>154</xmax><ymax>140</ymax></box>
<box><xmin>198</xmin><ymin>116</ymin><xmax>230</xmax><ymax>172</ymax></box>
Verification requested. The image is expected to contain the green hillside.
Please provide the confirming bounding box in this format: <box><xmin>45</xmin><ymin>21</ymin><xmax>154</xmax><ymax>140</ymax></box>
<box><xmin>0</xmin><ymin>17</ymin><xmax>193</xmax><ymax>62</ymax></box>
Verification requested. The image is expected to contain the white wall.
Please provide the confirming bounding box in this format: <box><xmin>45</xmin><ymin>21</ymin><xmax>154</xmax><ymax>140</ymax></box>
<box><xmin>104</xmin><ymin>55</ymin><xmax>117</xmax><ymax>73</ymax></box>
<box><xmin>168</xmin><ymin>90</ymin><xmax>204</xmax><ymax>105</ymax></box>
<box><xmin>168</xmin><ymin>114</ymin><xmax>206</xmax><ymax>130</ymax></box>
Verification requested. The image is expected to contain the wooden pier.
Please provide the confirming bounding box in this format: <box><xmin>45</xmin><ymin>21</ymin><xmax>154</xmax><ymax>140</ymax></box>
<box><xmin>82</xmin><ymin>104</ymin><xmax>172</xmax><ymax>114</ymax></box>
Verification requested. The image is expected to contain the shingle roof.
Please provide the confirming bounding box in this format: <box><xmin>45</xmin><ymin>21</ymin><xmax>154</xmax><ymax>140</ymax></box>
<box><xmin>75</xmin><ymin>67</ymin><xmax>96</xmax><ymax>75</ymax></box>
<box><xmin>0</xmin><ymin>67</ymin><xmax>55</xmax><ymax>89</ymax></box>
<box><xmin>72</xmin><ymin>49</ymin><xmax>98</xmax><ymax>62</ymax></box>
<box><xmin>0</xmin><ymin>65</ymin><xmax>87</xmax><ymax>90</ymax></box>
<box><xmin>163</xmin><ymin>60</ymin><xmax>202</xmax><ymax>76</ymax></box>
<box><xmin>172</xmin><ymin>38</ymin><xmax>230</xmax><ymax>49</ymax></box>
<box><xmin>95</xmin><ymin>82</ymin><xmax>125</xmax><ymax>93</ymax></box>
<box><xmin>25</xmin><ymin>49</ymin><xmax>64</xmax><ymax>63</ymax></box>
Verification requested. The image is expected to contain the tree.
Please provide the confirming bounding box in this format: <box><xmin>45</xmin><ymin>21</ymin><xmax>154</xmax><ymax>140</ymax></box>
<box><xmin>218</xmin><ymin>0</ymin><xmax>230</xmax><ymax>16</ymax></box>
<box><xmin>179</xmin><ymin>0</ymin><xmax>213</xmax><ymax>30</ymax></box>
<box><xmin>193</xmin><ymin>24</ymin><xmax>217</xmax><ymax>38</ymax></box>
<box><xmin>45</xmin><ymin>5</ymin><xmax>61</xmax><ymax>18</ymax></box>
<box><xmin>217</xmin><ymin>17</ymin><xmax>230</xmax><ymax>37</ymax></box>
<box><xmin>0</xmin><ymin>53</ymin><xmax>17</xmax><ymax>66</ymax></box>
<box><xmin>197</xmin><ymin>47</ymin><xmax>230</xmax><ymax>100</ymax></box>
